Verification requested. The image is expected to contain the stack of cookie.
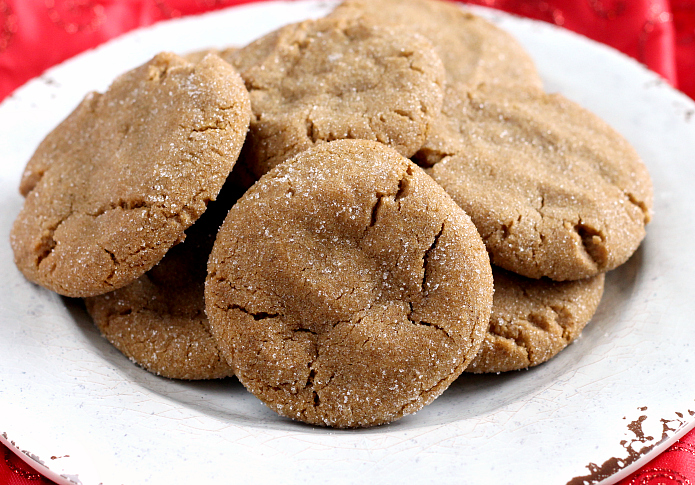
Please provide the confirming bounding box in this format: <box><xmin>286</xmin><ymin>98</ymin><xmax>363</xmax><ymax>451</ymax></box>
<box><xmin>10</xmin><ymin>0</ymin><xmax>653</xmax><ymax>428</ymax></box>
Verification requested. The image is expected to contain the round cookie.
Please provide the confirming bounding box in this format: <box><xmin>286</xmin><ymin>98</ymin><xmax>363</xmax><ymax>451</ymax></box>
<box><xmin>83</xmin><ymin>172</ymin><xmax>246</xmax><ymax>380</ymax></box>
<box><xmin>329</xmin><ymin>0</ymin><xmax>543</xmax><ymax>92</ymax></box>
<box><xmin>466</xmin><ymin>267</ymin><xmax>605</xmax><ymax>374</ymax></box>
<box><xmin>205</xmin><ymin>139</ymin><xmax>493</xmax><ymax>428</ymax></box>
<box><xmin>223</xmin><ymin>16</ymin><xmax>445</xmax><ymax>178</ymax></box>
<box><xmin>11</xmin><ymin>52</ymin><xmax>251</xmax><ymax>297</ymax></box>
<box><xmin>422</xmin><ymin>88</ymin><xmax>653</xmax><ymax>281</ymax></box>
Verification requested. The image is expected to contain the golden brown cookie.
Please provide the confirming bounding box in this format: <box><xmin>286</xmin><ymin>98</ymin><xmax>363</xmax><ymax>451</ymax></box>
<box><xmin>83</xmin><ymin>174</ymin><xmax>245</xmax><ymax>380</ymax></box>
<box><xmin>205</xmin><ymin>139</ymin><xmax>493</xmax><ymax>428</ymax></box>
<box><xmin>422</xmin><ymin>88</ymin><xmax>653</xmax><ymax>281</ymax></box>
<box><xmin>466</xmin><ymin>267</ymin><xmax>605</xmax><ymax>373</ymax></box>
<box><xmin>329</xmin><ymin>0</ymin><xmax>543</xmax><ymax>92</ymax></box>
<box><xmin>222</xmin><ymin>16</ymin><xmax>445</xmax><ymax>177</ymax></box>
<box><xmin>11</xmin><ymin>52</ymin><xmax>251</xmax><ymax>297</ymax></box>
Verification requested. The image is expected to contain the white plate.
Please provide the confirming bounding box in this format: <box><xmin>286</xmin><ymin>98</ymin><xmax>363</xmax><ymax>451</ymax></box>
<box><xmin>1</xmin><ymin>2</ymin><xmax>694</xmax><ymax>484</ymax></box>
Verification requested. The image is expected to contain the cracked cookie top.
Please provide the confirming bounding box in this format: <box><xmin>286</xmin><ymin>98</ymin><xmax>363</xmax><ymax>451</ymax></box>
<box><xmin>83</xmin><ymin>176</ymin><xmax>245</xmax><ymax>380</ymax></box>
<box><xmin>205</xmin><ymin>139</ymin><xmax>493</xmax><ymax>428</ymax></box>
<box><xmin>11</xmin><ymin>52</ymin><xmax>251</xmax><ymax>297</ymax></box>
<box><xmin>467</xmin><ymin>267</ymin><xmax>605</xmax><ymax>374</ymax></box>
<box><xmin>223</xmin><ymin>16</ymin><xmax>445</xmax><ymax>178</ymax></box>
<box><xmin>422</xmin><ymin>88</ymin><xmax>653</xmax><ymax>281</ymax></box>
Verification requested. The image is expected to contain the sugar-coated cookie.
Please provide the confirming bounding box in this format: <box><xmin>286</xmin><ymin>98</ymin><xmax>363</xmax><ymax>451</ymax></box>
<box><xmin>11</xmin><ymin>52</ymin><xmax>251</xmax><ymax>297</ymax></box>
<box><xmin>205</xmin><ymin>140</ymin><xmax>493</xmax><ymax>428</ymax></box>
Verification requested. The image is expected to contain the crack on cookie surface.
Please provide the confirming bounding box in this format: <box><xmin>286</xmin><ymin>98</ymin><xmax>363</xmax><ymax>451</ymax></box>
<box><xmin>35</xmin><ymin>227</ymin><xmax>58</xmax><ymax>269</ymax></box>
<box><xmin>189</xmin><ymin>118</ymin><xmax>229</xmax><ymax>133</ymax></box>
<box><xmin>228</xmin><ymin>304</ymin><xmax>280</xmax><ymax>321</ymax></box>
<box><xmin>625</xmin><ymin>190</ymin><xmax>651</xmax><ymax>224</ymax></box>
<box><xmin>574</xmin><ymin>220</ymin><xmax>607</xmax><ymax>268</ymax></box>
<box><xmin>102</xmin><ymin>246</ymin><xmax>119</xmax><ymax>284</ymax></box>
<box><xmin>89</xmin><ymin>199</ymin><xmax>150</xmax><ymax>218</ymax></box>
<box><xmin>34</xmin><ymin>199</ymin><xmax>74</xmax><ymax>272</ymax></box>
<box><xmin>395</xmin><ymin>165</ymin><xmax>412</xmax><ymax>202</ymax></box>
<box><xmin>421</xmin><ymin>222</ymin><xmax>444</xmax><ymax>296</ymax></box>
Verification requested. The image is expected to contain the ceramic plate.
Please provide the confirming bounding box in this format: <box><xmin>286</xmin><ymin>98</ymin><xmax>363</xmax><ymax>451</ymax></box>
<box><xmin>1</xmin><ymin>2</ymin><xmax>694</xmax><ymax>484</ymax></box>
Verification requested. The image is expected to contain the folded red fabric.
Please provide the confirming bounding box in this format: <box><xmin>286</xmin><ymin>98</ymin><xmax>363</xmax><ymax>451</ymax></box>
<box><xmin>0</xmin><ymin>1</ymin><xmax>693</xmax><ymax>484</ymax></box>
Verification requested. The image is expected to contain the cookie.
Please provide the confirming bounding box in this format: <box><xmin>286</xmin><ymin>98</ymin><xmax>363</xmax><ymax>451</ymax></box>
<box><xmin>466</xmin><ymin>267</ymin><xmax>605</xmax><ymax>373</ymax></box>
<box><xmin>83</xmin><ymin>172</ymin><xmax>246</xmax><ymax>380</ymax></box>
<box><xmin>223</xmin><ymin>16</ymin><xmax>445</xmax><ymax>177</ymax></box>
<box><xmin>422</xmin><ymin>88</ymin><xmax>653</xmax><ymax>281</ymax></box>
<box><xmin>11</xmin><ymin>52</ymin><xmax>251</xmax><ymax>297</ymax></box>
<box><xmin>329</xmin><ymin>0</ymin><xmax>543</xmax><ymax>92</ymax></box>
<box><xmin>205</xmin><ymin>139</ymin><xmax>493</xmax><ymax>428</ymax></box>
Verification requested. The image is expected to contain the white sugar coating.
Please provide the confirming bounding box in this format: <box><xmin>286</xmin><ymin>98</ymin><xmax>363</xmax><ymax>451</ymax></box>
<box><xmin>205</xmin><ymin>139</ymin><xmax>493</xmax><ymax>428</ymax></box>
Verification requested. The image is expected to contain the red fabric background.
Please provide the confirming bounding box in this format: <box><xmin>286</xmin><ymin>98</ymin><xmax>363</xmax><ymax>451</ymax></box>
<box><xmin>1</xmin><ymin>1</ymin><xmax>694</xmax><ymax>484</ymax></box>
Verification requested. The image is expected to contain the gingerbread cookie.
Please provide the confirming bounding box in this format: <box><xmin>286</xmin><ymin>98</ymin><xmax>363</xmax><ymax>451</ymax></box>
<box><xmin>205</xmin><ymin>139</ymin><xmax>493</xmax><ymax>428</ymax></box>
<box><xmin>223</xmin><ymin>16</ymin><xmax>445</xmax><ymax>177</ymax></box>
<box><xmin>83</xmin><ymin>172</ymin><xmax>247</xmax><ymax>380</ymax></box>
<box><xmin>467</xmin><ymin>267</ymin><xmax>605</xmax><ymax>373</ymax></box>
<box><xmin>422</xmin><ymin>88</ymin><xmax>653</xmax><ymax>281</ymax></box>
<box><xmin>11</xmin><ymin>52</ymin><xmax>251</xmax><ymax>297</ymax></box>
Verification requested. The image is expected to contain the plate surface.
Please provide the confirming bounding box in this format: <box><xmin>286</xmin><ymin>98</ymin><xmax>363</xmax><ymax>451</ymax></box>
<box><xmin>1</xmin><ymin>2</ymin><xmax>694</xmax><ymax>484</ymax></box>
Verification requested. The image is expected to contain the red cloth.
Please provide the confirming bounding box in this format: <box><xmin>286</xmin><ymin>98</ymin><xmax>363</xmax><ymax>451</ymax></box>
<box><xmin>618</xmin><ymin>431</ymin><xmax>695</xmax><ymax>484</ymax></box>
<box><xmin>1</xmin><ymin>1</ymin><xmax>694</xmax><ymax>484</ymax></box>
